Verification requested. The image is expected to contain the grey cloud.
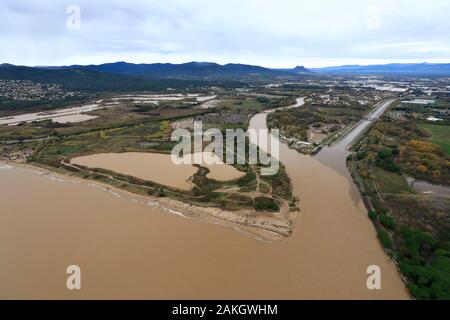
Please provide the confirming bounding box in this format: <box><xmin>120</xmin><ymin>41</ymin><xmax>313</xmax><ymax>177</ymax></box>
<box><xmin>1</xmin><ymin>0</ymin><xmax>449</xmax><ymax>67</ymax></box>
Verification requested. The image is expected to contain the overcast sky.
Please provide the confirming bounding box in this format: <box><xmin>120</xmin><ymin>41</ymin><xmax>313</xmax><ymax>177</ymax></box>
<box><xmin>1</xmin><ymin>0</ymin><xmax>450</xmax><ymax>68</ymax></box>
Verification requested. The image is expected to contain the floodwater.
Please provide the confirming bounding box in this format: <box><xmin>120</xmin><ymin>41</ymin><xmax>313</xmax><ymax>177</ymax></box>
<box><xmin>71</xmin><ymin>152</ymin><xmax>244</xmax><ymax>190</ymax></box>
<box><xmin>0</xmin><ymin>103</ymin><xmax>102</xmax><ymax>126</ymax></box>
<box><xmin>406</xmin><ymin>176</ymin><xmax>450</xmax><ymax>197</ymax></box>
<box><xmin>0</xmin><ymin>98</ymin><xmax>409</xmax><ymax>299</ymax></box>
<box><xmin>316</xmin><ymin>99</ymin><xmax>396</xmax><ymax>175</ymax></box>
<box><xmin>111</xmin><ymin>94</ymin><xmax>216</xmax><ymax>105</ymax></box>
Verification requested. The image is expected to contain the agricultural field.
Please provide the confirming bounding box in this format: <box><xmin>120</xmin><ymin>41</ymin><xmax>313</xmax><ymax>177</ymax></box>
<box><xmin>217</xmin><ymin>96</ymin><xmax>294</xmax><ymax>113</ymax></box>
<box><xmin>372</xmin><ymin>167</ymin><xmax>415</xmax><ymax>194</ymax></box>
<box><xmin>419</xmin><ymin>123</ymin><xmax>450</xmax><ymax>156</ymax></box>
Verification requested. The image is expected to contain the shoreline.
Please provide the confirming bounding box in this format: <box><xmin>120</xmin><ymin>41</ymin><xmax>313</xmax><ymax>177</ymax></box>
<box><xmin>1</xmin><ymin>160</ymin><xmax>295</xmax><ymax>242</ymax></box>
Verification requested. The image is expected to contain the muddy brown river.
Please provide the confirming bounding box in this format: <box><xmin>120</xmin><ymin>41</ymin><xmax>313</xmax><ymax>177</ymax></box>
<box><xmin>0</xmin><ymin>98</ymin><xmax>409</xmax><ymax>299</ymax></box>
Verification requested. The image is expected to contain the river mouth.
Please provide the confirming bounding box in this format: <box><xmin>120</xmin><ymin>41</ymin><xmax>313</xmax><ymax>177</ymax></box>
<box><xmin>247</xmin><ymin>100</ymin><xmax>410</xmax><ymax>299</ymax></box>
<box><xmin>0</xmin><ymin>98</ymin><xmax>409</xmax><ymax>299</ymax></box>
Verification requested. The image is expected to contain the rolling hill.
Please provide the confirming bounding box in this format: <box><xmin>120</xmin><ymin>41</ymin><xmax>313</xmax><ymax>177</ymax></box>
<box><xmin>0</xmin><ymin>64</ymin><xmax>240</xmax><ymax>92</ymax></box>
<box><xmin>46</xmin><ymin>61</ymin><xmax>308</xmax><ymax>79</ymax></box>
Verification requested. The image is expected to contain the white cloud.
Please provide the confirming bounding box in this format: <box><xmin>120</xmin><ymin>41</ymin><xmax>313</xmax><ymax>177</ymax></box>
<box><xmin>0</xmin><ymin>0</ymin><xmax>449</xmax><ymax>67</ymax></box>
<box><xmin>366</xmin><ymin>6</ymin><xmax>382</xmax><ymax>31</ymax></box>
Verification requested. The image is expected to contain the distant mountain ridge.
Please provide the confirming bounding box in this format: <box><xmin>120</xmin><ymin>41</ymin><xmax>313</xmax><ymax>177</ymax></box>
<box><xmin>44</xmin><ymin>61</ymin><xmax>450</xmax><ymax>77</ymax></box>
<box><xmin>45</xmin><ymin>61</ymin><xmax>309</xmax><ymax>79</ymax></box>
<box><xmin>2</xmin><ymin>61</ymin><xmax>450</xmax><ymax>93</ymax></box>
<box><xmin>0</xmin><ymin>62</ymin><xmax>312</xmax><ymax>92</ymax></box>
<box><xmin>311</xmin><ymin>63</ymin><xmax>450</xmax><ymax>76</ymax></box>
<box><xmin>0</xmin><ymin>64</ymin><xmax>232</xmax><ymax>92</ymax></box>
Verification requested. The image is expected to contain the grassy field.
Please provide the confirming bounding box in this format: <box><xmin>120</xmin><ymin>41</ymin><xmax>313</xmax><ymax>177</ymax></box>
<box><xmin>373</xmin><ymin>167</ymin><xmax>414</xmax><ymax>194</ymax></box>
<box><xmin>218</xmin><ymin>98</ymin><xmax>266</xmax><ymax>113</ymax></box>
<box><xmin>0</xmin><ymin>125</ymin><xmax>50</xmax><ymax>140</ymax></box>
<box><xmin>217</xmin><ymin>96</ymin><xmax>294</xmax><ymax>113</ymax></box>
<box><xmin>419</xmin><ymin>123</ymin><xmax>450</xmax><ymax>156</ymax></box>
